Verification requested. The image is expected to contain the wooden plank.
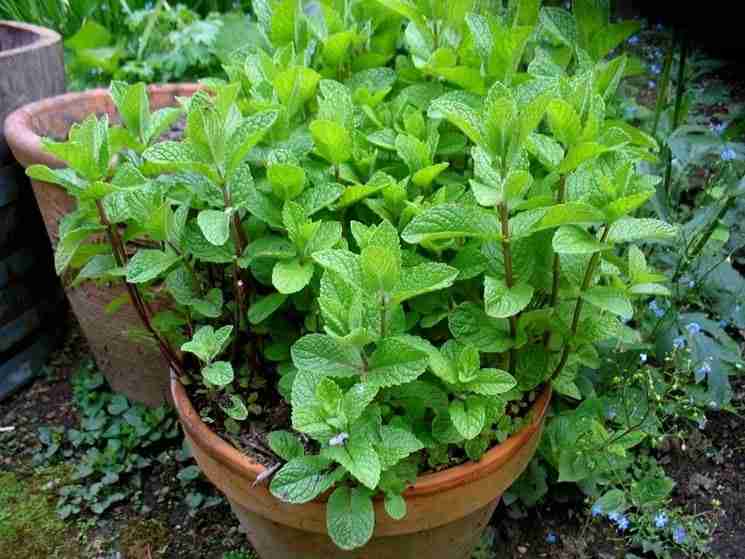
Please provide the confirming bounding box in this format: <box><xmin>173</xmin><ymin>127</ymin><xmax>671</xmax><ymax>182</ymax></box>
<box><xmin>0</xmin><ymin>328</ymin><xmax>58</xmax><ymax>401</ymax></box>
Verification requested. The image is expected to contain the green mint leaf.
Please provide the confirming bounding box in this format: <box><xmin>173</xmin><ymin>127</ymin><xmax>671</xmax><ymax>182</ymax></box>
<box><xmin>239</xmin><ymin>236</ymin><xmax>296</xmax><ymax>267</ymax></box>
<box><xmin>342</xmin><ymin>383</ymin><xmax>380</xmax><ymax>425</ymax></box>
<box><xmin>449</xmin><ymin>396</ymin><xmax>487</xmax><ymax>440</ymax></box>
<box><xmin>367</xmin><ymin>337</ymin><xmax>429</xmax><ymax>388</ymax></box>
<box><xmin>375</xmin><ymin>426</ymin><xmax>423</xmax><ymax>469</ymax></box>
<box><xmin>581</xmin><ymin>286</ymin><xmax>634</xmax><ymax>320</ymax></box>
<box><xmin>272</xmin><ymin>258</ymin><xmax>315</xmax><ymax>294</ymax></box>
<box><xmin>268</xmin><ymin>162</ymin><xmax>306</xmax><ymax>201</ymax></box>
<box><xmin>390</xmin><ymin>262</ymin><xmax>459</xmax><ymax>304</ymax></box>
<box><xmin>267</xmin><ymin>431</ymin><xmax>305</xmax><ymax>461</ymax></box>
<box><xmin>180</xmin><ymin>325</ymin><xmax>233</xmax><ymax>363</ymax></box>
<box><xmin>322</xmin><ymin>436</ymin><xmax>381</xmax><ymax>490</ymax></box>
<box><xmin>401</xmin><ymin>204</ymin><xmax>501</xmax><ymax>243</ymax></box>
<box><xmin>202</xmin><ymin>361</ymin><xmax>234</xmax><ymax>387</ymax></box>
<box><xmin>316</xmin><ymin>377</ymin><xmax>344</xmax><ymax>416</ymax></box>
<box><xmin>552</xmin><ymin>225</ymin><xmax>610</xmax><ymax>254</ymax></box>
<box><xmin>226</xmin><ymin>110</ymin><xmax>279</xmax><ymax>176</ymax></box>
<box><xmin>309</xmin><ymin>119</ymin><xmax>352</xmax><ymax>165</ymax></box>
<box><xmin>449</xmin><ymin>302</ymin><xmax>513</xmax><ymax>353</ymax></box>
<box><xmin>219</xmin><ymin>394</ymin><xmax>248</xmax><ymax>420</ymax></box>
<box><xmin>484</xmin><ymin>277</ymin><xmax>534</xmax><ymax>319</ymax></box>
<box><xmin>384</xmin><ymin>493</ymin><xmax>406</xmax><ymax>520</ymax></box>
<box><xmin>126</xmin><ymin>249</ymin><xmax>181</xmax><ymax>283</ymax></box>
<box><xmin>326</xmin><ymin>486</ymin><xmax>375</xmax><ymax>551</ymax></box>
<box><xmin>291</xmin><ymin>334</ymin><xmax>364</xmax><ymax>377</ymax></box>
<box><xmin>427</xmin><ymin>90</ymin><xmax>483</xmax><ymax>145</ymax></box>
<box><xmin>465</xmin><ymin>368</ymin><xmax>516</xmax><ymax>395</ymax></box>
<box><xmin>197</xmin><ymin>209</ymin><xmax>231</xmax><ymax>246</ymax></box>
<box><xmin>247</xmin><ymin>293</ymin><xmax>288</xmax><ymax>324</ymax></box>
<box><xmin>607</xmin><ymin>218</ymin><xmax>677</xmax><ymax>243</ymax></box>
<box><xmin>270</xmin><ymin>455</ymin><xmax>336</xmax><ymax>504</ymax></box>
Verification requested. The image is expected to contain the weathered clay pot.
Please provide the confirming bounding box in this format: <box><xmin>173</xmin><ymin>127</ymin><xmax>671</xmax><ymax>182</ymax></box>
<box><xmin>4</xmin><ymin>84</ymin><xmax>199</xmax><ymax>406</ymax></box>
<box><xmin>172</xmin><ymin>374</ymin><xmax>551</xmax><ymax>559</ymax></box>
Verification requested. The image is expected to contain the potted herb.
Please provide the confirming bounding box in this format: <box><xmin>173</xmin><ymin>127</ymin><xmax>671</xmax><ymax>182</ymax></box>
<box><xmin>25</xmin><ymin>1</ymin><xmax>674</xmax><ymax>557</ymax></box>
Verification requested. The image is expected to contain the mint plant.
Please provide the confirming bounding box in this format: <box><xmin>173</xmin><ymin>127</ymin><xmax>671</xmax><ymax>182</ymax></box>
<box><xmin>28</xmin><ymin>0</ymin><xmax>678</xmax><ymax>551</ymax></box>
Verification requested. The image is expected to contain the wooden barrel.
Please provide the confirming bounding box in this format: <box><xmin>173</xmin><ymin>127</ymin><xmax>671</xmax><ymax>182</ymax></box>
<box><xmin>0</xmin><ymin>21</ymin><xmax>65</xmax><ymax>400</ymax></box>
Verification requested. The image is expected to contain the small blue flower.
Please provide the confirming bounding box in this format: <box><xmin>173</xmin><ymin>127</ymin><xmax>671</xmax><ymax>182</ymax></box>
<box><xmin>648</xmin><ymin>80</ymin><xmax>657</xmax><ymax>89</ymax></box>
<box><xmin>649</xmin><ymin>300</ymin><xmax>665</xmax><ymax>318</ymax></box>
<box><xmin>688</xmin><ymin>280</ymin><xmax>695</xmax><ymax>288</ymax></box>
<box><xmin>697</xmin><ymin>362</ymin><xmax>712</xmax><ymax>377</ymax></box>
<box><xmin>673</xmin><ymin>336</ymin><xmax>686</xmax><ymax>349</ymax></box>
<box><xmin>708</xmin><ymin>400</ymin><xmax>718</xmax><ymax>409</ymax></box>
<box><xmin>721</xmin><ymin>147</ymin><xmax>737</xmax><ymax>161</ymax></box>
<box><xmin>719</xmin><ymin>319</ymin><xmax>728</xmax><ymax>328</ymax></box>
<box><xmin>640</xmin><ymin>353</ymin><xmax>648</xmax><ymax>363</ymax></box>
<box><xmin>608</xmin><ymin>511</ymin><xmax>621</xmax><ymax>522</ymax></box>
<box><xmin>591</xmin><ymin>503</ymin><xmax>604</xmax><ymax>517</ymax></box>
<box><xmin>546</xmin><ymin>531</ymin><xmax>557</xmax><ymax>544</ymax></box>
<box><xmin>628</xmin><ymin>35</ymin><xmax>640</xmax><ymax>46</ymax></box>
<box><xmin>616</xmin><ymin>515</ymin><xmax>630</xmax><ymax>532</ymax></box>
<box><xmin>650</xmin><ymin>63</ymin><xmax>661</xmax><ymax>75</ymax></box>
<box><xmin>654</xmin><ymin>512</ymin><xmax>668</xmax><ymax>528</ymax></box>
<box><xmin>673</xmin><ymin>525</ymin><xmax>687</xmax><ymax>544</ymax></box>
<box><xmin>686</xmin><ymin>322</ymin><xmax>701</xmax><ymax>335</ymax></box>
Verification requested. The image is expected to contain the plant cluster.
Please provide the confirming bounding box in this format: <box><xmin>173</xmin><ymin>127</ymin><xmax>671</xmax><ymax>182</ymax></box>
<box><xmin>29</xmin><ymin>0</ymin><xmax>680</xmax><ymax>550</ymax></box>
<box><xmin>34</xmin><ymin>363</ymin><xmax>183</xmax><ymax>518</ymax></box>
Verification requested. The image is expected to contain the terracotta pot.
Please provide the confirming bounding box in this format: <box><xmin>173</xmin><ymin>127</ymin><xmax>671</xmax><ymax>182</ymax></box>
<box><xmin>172</xmin><ymin>374</ymin><xmax>551</xmax><ymax>559</ymax></box>
<box><xmin>4</xmin><ymin>84</ymin><xmax>199</xmax><ymax>407</ymax></box>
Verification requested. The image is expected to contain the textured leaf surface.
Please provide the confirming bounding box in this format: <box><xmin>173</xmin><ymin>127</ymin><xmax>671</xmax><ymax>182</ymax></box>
<box><xmin>326</xmin><ymin>486</ymin><xmax>375</xmax><ymax>551</ymax></box>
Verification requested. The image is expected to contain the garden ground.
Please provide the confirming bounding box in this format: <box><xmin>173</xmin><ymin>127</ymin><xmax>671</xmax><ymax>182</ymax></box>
<box><xmin>0</xmin><ymin>312</ymin><xmax>742</xmax><ymax>559</ymax></box>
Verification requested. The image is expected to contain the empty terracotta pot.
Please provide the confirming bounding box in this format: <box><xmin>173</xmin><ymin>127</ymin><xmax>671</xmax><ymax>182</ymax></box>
<box><xmin>4</xmin><ymin>84</ymin><xmax>199</xmax><ymax>406</ymax></box>
<box><xmin>172</xmin><ymin>374</ymin><xmax>551</xmax><ymax>559</ymax></box>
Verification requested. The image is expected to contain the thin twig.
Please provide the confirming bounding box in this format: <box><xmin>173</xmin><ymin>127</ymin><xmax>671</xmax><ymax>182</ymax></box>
<box><xmin>252</xmin><ymin>463</ymin><xmax>281</xmax><ymax>487</ymax></box>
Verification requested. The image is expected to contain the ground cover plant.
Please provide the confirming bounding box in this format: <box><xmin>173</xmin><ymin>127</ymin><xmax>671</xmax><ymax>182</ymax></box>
<box><xmin>25</xmin><ymin>0</ymin><xmax>683</xmax><ymax>550</ymax></box>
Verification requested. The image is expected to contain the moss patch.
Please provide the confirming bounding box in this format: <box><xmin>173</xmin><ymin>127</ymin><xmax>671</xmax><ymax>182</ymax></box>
<box><xmin>0</xmin><ymin>465</ymin><xmax>81</xmax><ymax>558</ymax></box>
<box><xmin>119</xmin><ymin>518</ymin><xmax>171</xmax><ymax>558</ymax></box>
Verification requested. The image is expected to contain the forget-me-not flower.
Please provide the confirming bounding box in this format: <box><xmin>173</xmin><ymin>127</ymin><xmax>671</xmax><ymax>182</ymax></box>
<box><xmin>697</xmin><ymin>362</ymin><xmax>712</xmax><ymax>377</ymax></box>
<box><xmin>592</xmin><ymin>503</ymin><xmax>604</xmax><ymax>517</ymax></box>
<box><xmin>650</xmin><ymin>63</ymin><xmax>661</xmax><ymax>75</ymax></box>
<box><xmin>628</xmin><ymin>35</ymin><xmax>640</xmax><ymax>46</ymax></box>
<box><xmin>721</xmin><ymin>147</ymin><xmax>737</xmax><ymax>161</ymax></box>
<box><xmin>654</xmin><ymin>512</ymin><xmax>668</xmax><ymax>528</ymax></box>
<box><xmin>673</xmin><ymin>525</ymin><xmax>687</xmax><ymax>544</ymax></box>
<box><xmin>673</xmin><ymin>336</ymin><xmax>686</xmax><ymax>349</ymax></box>
<box><xmin>608</xmin><ymin>511</ymin><xmax>621</xmax><ymax>522</ymax></box>
<box><xmin>649</xmin><ymin>300</ymin><xmax>665</xmax><ymax>318</ymax></box>
<box><xmin>648</xmin><ymin>80</ymin><xmax>657</xmax><ymax>89</ymax></box>
<box><xmin>686</xmin><ymin>322</ymin><xmax>701</xmax><ymax>335</ymax></box>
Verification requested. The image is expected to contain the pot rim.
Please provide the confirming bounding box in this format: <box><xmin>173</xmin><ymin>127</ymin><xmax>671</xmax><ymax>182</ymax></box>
<box><xmin>3</xmin><ymin>82</ymin><xmax>200</xmax><ymax>169</ymax></box>
<box><xmin>171</xmin><ymin>371</ymin><xmax>551</xmax><ymax>500</ymax></box>
<box><xmin>0</xmin><ymin>20</ymin><xmax>61</xmax><ymax>59</ymax></box>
